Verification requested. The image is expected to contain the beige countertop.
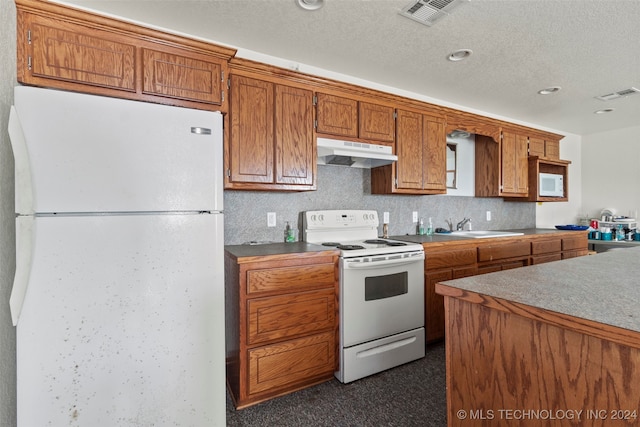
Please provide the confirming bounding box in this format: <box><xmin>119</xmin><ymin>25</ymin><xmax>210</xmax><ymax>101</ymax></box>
<box><xmin>436</xmin><ymin>247</ymin><xmax>640</xmax><ymax>334</ymax></box>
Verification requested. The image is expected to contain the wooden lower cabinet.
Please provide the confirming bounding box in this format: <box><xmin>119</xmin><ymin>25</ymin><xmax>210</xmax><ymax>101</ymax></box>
<box><xmin>225</xmin><ymin>251</ymin><xmax>338</xmax><ymax>409</ymax></box>
<box><xmin>425</xmin><ymin>232</ymin><xmax>589</xmax><ymax>343</ymax></box>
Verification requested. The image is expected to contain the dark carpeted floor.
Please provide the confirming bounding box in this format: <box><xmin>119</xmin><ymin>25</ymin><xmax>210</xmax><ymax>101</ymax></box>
<box><xmin>226</xmin><ymin>342</ymin><xmax>446</xmax><ymax>426</ymax></box>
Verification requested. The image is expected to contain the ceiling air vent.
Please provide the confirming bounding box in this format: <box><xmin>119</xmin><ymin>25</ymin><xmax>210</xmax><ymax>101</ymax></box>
<box><xmin>399</xmin><ymin>0</ymin><xmax>466</xmax><ymax>26</ymax></box>
<box><xmin>595</xmin><ymin>87</ymin><xmax>640</xmax><ymax>101</ymax></box>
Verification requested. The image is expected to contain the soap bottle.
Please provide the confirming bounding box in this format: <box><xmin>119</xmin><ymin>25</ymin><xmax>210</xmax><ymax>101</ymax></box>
<box><xmin>418</xmin><ymin>218</ymin><xmax>425</xmax><ymax>235</ymax></box>
<box><xmin>426</xmin><ymin>217</ymin><xmax>434</xmax><ymax>236</ymax></box>
<box><xmin>284</xmin><ymin>222</ymin><xmax>295</xmax><ymax>243</ymax></box>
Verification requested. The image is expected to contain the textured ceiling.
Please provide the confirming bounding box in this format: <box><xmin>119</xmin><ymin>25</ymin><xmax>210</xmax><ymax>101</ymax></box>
<box><xmin>55</xmin><ymin>0</ymin><xmax>640</xmax><ymax>136</ymax></box>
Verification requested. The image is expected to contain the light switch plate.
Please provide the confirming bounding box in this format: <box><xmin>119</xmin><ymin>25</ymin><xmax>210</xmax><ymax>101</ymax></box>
<box><xmin>412</xmin><ymin>211</ymin><xmax>418</xmax><ymax>222</ymax></box>
<box><xmin>383</xmin><ymin>212</ymin><xmax>390</xmax><ymax>224</ymax></box>
<box><xmin>267</xmin><ymin>212</ymin><xmax>276</xmax><ymax>227</ymax></box>
<box><xmin>486</xmin><ymin>211</ymin><xmax>492</xmax><ymax>221</ymax></box>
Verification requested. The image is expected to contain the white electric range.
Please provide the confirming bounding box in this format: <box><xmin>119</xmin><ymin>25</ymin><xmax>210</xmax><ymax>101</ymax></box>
<box><xmin>303</xmin><ymin>210</ymin><xmax>425</xmax><ymax>383</ymax></box>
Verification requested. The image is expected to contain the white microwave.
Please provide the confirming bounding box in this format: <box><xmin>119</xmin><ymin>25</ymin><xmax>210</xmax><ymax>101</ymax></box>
<box><xmin>539</xmin><ymin>173</ymin><xmax>564</xmax><ymax>197</ymax></box>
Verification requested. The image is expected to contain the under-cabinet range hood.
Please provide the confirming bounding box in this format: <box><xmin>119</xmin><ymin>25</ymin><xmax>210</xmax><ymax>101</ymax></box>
<box><xmin>317</xmin><ymin>138</ymin><xmax>397</xmax><ymax>168</ymax></box>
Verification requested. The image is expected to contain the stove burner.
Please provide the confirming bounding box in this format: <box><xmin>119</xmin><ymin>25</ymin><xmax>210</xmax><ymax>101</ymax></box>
<box><xmin>363</xmin><ymin>239</ymin><xmax>407</xmax><ymax>247</ymax></box>
<box><xmin>337</xmin><ymin>244</ymin><xmax>365</xmax><ymax>250</ymax></box>
<box><xmin>321</xmin><ymin>242</ymin><xmax>340</xmax><ymax>247</ymax></box>
<box><xmin>363</xmin><ymin>239</ymin><xmax>389</xmax><ymax>244</ymax></box>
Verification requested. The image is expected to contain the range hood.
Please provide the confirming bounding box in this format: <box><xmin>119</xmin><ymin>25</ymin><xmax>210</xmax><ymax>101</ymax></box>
<box><xmin>317</xmin><ymin>138</ymin><xmax>397</xmax><ymax>168</ymax></box>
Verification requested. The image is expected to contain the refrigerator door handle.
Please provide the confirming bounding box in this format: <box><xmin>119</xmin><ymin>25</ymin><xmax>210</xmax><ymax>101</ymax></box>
<box><xmin>11</xmin><ymin>216</ymin><xmax>35</xmax><ymax>326</ymax></box>
<box><xmin>9</xmin><ymin>106</ymin><xmax>34</xmax><ymax>215</ymax></box>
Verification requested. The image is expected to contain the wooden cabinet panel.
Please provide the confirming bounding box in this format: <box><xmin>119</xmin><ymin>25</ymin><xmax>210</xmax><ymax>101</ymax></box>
<box><xmin>229</xmin><ymin>75</ymin><xmax>274</xmax><ymax>184</ymax></box>
<box><xmin>545</xmin><ymin>139</ymin><xmax>560</xmax><ymax>159</ymax></box>
<box><xmin>142</xmin><ymin>48</ymin><xmax>222</xmax><ymax>105</ymax></box>
<box><xmin>395</xmin><ymin>109</ymin><xmax>423</xmax><ymax>190</ymax></box>
<box><xmin>531</xmin><ymin>239</ymin><xmax>562</xmax><ymax>255</ymax></box>
<box><xmin>275</xmin><ymin>84</ymin><xmax>314</xmax><ymax>186</ymax></box>
<box><xmin>425</xmin><ymin>269</ymin><xmax>451</xmax><ymax>343</ymax></box>
<box><xmin>247</xmin><ymin>263</ymin><xmax>335</xmax><ymax>294</ymax></box>
<box><xmin>528</xmin><ymin>136</ymin><xmax>545</xmax><ymax>158</ymax></box>
<box><xmin>27</xmin><ymin>14</ymin><xmax>136</xmax><ymax>91</ymax></box>
<box><xmin>501</xmin><ymin>131</ymin><xmax>528</xmax><ymax>196</ymax></box>
<box><xmin>425</xmin><ymin>247</ymin><xmax>476</xmax><ymax>270</ymax></box>
<box><xmin>315</xmin><ymin>93</ymin><xmax>358</xmax><ymax>138</ymax></box>
<box><xmin>423</xmin><ymin>116</ymin><xmax>447</xmax><ymax>191</ymax></box>
<box><xmin>359</xmin><ymin>101</ymin><xmax>395</xmax><ymax>142</ymax></box>
<box><xmin>529</xmin><ymin>136</ymin><xmax>560</xmax><ymax>160</ymax></box>
<box><xmin>477</xmin><ymin>241</ymin><xmax>530</xmax><ymax>262</ymax></box>
<box><xmin>562</xmin><ymin>234</ymin><xmax>588</xmax><ymax>251</ymax></box>
<box><xmin>247</xmin><ymin>289</ymin><xmax>335</xmax><ymax>345</ymax></box>
<box><xmin>531</xmin><ymin>253</ymin><xmax>562</xmax><ymax>264</ymax></box>
<box><xmin>248</xmin><ymin>331</ymin><xmax>335</xmax><ymax>395</ymax></box>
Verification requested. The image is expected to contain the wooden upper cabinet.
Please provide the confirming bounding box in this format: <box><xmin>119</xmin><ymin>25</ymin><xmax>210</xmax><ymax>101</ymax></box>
<box><xmin>227</xmin><ymin>74</ymin><xmax>315</xmax><ymax>191</ymax></box>
<box><xmin>475</xmin><ymin>131</ymin><xmax>528</xmax><ymax>198</ymax></box>
<box><xmin>142</xmin><ymin>48</ymin><xmax>224</xmax><ymax>105</ymax></box>
<box><xmin>501</xmin><ymin>131</ymin><xmax>529</xmax><ymax>196</ymax></box>
<box><xmin>229</xmin><ymin>75</ymin><xmax>274</xmax><ymax>185</ymax></box>
<box><xmin>21</xmin><ymin>12</ymin><xmax>137</xmax><ymax>91</ymax></box>
<box><xmin>16</xmin><ymin>0</ymin><xmax>235</xmax><ymax>111</ymax></box>
<box><xmin>315</xmin><ymin>93</ymin><xmax>358</xmax><ymax>138</ymax></box>
<box><xmin>315</xmin><ymin>93</ymin><xmax>394</xmax><ymax>142</ymax></box>
<box><xmin>529</xmin><ymin>136</ymin><xmax>560</xmax><ymax>160</ymax></box>
<box><xmin>275</xmin><ymin>84</ymin><xmax>315</xmax><ymax>186</ymax></box>
<box><xmin>371</xmin><ymin>110</ymin><xmax>446</xmax><ymax>195</ymax></box>
<box><xmin>359</xmin><ymin>102</ymin><xmax>395</xmax><ymax>142</ymax></box>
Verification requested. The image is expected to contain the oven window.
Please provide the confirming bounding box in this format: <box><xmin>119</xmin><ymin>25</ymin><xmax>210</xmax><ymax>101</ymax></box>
<box><xmin>364</xmin><ymin>272</ymin><xmax>408</xmax><ymax>301</ymax></box>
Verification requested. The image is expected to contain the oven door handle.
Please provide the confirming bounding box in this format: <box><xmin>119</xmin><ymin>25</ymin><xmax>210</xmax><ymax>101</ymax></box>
<box><xmin>344</xmin><ymin>257</ymin><xmax>423</xmax><ymax>270</ymax></box>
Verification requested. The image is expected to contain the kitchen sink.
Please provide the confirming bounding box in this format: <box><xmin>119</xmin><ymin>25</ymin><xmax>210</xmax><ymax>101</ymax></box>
<box><xmin>450</xmin><ymin>230</ymin><xmax>524</xmax><ymax>238</ymax></box>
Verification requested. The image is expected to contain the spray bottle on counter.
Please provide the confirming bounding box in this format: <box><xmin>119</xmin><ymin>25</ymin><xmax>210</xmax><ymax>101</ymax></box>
<box><xmin>284</xmin><ymin>221</ymin><xmax>295</xmax><ymax>243</ymax></box>
<box><xmin>426</xmin><ymin>217</ymin><xmax>434</xmax><ymax>236</ymax></box>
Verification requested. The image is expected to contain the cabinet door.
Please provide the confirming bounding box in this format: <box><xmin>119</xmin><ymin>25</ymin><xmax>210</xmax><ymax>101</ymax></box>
<box><xmin>545</xmin><ymin>139</ymin><xmax>560</xmax><ymax>160</ymax></box>
<box><xmin>248</xmin><ymin>331</ymin><xmax>336</xmax><ymax>395</ymax></box>
<box><xmin>501</xmin><ymin>131</ymin><xmax>528</xmax><ymax>196</ymax></box>
<box><xmin>315</xmin><ymin>93</ymin><xmax>358</xmax><ymax>138</ymax></box>
<box><xmin>425</xmin><ymin>269</ymin><xmax>452</xmax><ymax>343</ymax></box>
<box><xmin>275</xmin><ymin>85</ymin><xmax>314</xmax><ymax>186</ymax></box>
<box><xmin>396</xmin><ymin>109</ymin><xmax>424</xmax><ymax>190</ymax></box>
<box><xmin>25</xmin><ymin>14</ymin><xmax>136</xmax><ymax>91</ymax></box>
<box><xmin>142</xmin><ymin>48</ymin><xmax>224</xmax><ymax>105</ymax></box>
<box><xmin>229</xmin><ymin>76</ymin><xmax>274</xmax><ymax>183</ymax></box>
<box><xmin>529</xmin><ymin>136</ymin><xmax>545</xmax><ymax>158</ymax></box>
<box><xmin>359</xmin><ymin>102</ymin><xmax>395</xmax><ymax>142</ymax></box>
<box><xmin>422</xmin><ymin>115</ymin><xmax>446</xmax><ymax>191</ymax></box>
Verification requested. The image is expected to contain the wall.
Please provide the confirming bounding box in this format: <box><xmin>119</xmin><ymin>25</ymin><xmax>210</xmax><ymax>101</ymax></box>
<box><xmin>0</xmin><ymin>1</ymin><xmax>17</xmax><ymax>426</ymax></box>
<box><xmin>224</xmin><ymin>165</ymin><xmax>535</xmax><ymax>245</ymax></box>
<box><xmin>581</xmin><ymin>125</ymin><xmax>640</xmax><ymax>220</ymax></box>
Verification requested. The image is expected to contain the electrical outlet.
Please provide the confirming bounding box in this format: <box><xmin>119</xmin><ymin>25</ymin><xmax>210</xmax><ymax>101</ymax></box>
<box><xmin>486</xmin><ymin>211</ymin><xmax>492</xmax><ymax>221</ymax></box>
<box><xmin>267</xmin><ymin>212</ymin><xmax>276</xmax><ymax>227</ymax></box>
<box><xmin>412</xmin><ymin>211</ymin><xmax>418</xmax><ymax>222</ymax></box>
<box><xmin>383</xmin><ymin>212</ymin><xmax>390</xmax><ymax>224</ymax></box>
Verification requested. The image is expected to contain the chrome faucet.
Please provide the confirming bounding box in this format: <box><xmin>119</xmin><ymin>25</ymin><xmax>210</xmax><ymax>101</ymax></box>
<box><xmin>456</xmin><ymin>217</ymin><xmax>471</xmax><ymax>231</ymax></box>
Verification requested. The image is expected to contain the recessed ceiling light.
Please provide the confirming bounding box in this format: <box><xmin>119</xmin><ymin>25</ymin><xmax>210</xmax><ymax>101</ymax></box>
<box><xmin>296</xmin><ymin>0</ymin><xmax>324</xmax><ymax>11</ymax></box>
<box><xmin>538</xmin><ymin>86</ymin><xmax>561</xmax><ymax>95</ymax></box>
<box><xmin>447</xmin><ymin>49</ymin><xmax>472</xmax><ymax>62</ymax></box>
<box><xmin>594</xmin><ymin>108</ymin><xmax>615</xmax><ymax>114</ymax></box>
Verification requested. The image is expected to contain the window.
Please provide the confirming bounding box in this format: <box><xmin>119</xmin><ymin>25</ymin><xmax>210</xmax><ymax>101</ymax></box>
<box><xmin>446</xmin><ymin>143</ymin><xmax>457</xmax><ymax>189</ymax></box>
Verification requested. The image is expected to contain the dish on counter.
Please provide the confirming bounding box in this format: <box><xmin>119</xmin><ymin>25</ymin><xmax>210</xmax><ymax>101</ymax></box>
<box><xmin>555</xmin><ymin>225</ymin><xmax>589</xmax><ymax>231</ymax></box>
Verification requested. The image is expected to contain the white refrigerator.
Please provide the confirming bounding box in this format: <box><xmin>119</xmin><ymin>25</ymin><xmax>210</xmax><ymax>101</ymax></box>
<box><xmin>8</xmin><ymin>86</ymin><xmax>226</xmax><ymax>426</ymax></box>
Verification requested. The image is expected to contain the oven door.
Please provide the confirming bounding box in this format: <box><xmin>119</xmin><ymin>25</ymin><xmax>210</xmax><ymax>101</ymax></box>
<box><xmin>340</xmin><ymin>250</ymin><xmax>424</xmax><ymax>347</ymax></box>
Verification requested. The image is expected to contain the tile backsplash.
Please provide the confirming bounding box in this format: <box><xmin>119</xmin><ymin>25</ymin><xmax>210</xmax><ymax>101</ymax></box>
<box><xmin>224</xmin><ymin>165</ymin><xmax>535</xmax><ymax>245</ymax></box>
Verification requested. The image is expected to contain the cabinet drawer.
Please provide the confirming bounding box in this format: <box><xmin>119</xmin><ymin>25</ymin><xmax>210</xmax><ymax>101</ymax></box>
<box><xmin>247</xmin><ymin>288</ymin><xmax>335</xmax><ymax>345</ymax></box>
<box><xmin>531</xmin><ymin>253</ymin><xmax>562</xmax><ymax>264</ymax></box>
<box><xmin>248</xmin><ymin>331</ymin><xmax>336</xmax><ymax>395</ymax></box>
<box><xmin>562</xmin><ymin>235</ymin><xmax>587</xmax><ymax>251</ymax></box>
<box><xmin>531</xmin><ymin>239</ymin><xmax>561</xmax><ymax>255</ymax></box>
<box><xmin>477</xmin><ymin>241</ymin><xmax>530</xmax><ymax>262</ymax></box>
<box><xmin>247</xmin><ymin>263</ymin><xmax>335</xmax><ymax>294</ymax></box>
<box><xmin>426</xmin><ymin>248</ymin><xmax>477</xmax><ymax>270</ymax></box>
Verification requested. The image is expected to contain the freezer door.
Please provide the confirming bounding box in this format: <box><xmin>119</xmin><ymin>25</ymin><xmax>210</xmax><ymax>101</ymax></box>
<box><xmin>11</xmin><ymin>86</ymin><xmax>223</xmax><ymax>214</ymax></box>
<box><xmin>16</xmin><ymin>213</ymin><xmax>225</xmax><ymax>426</ymax></box>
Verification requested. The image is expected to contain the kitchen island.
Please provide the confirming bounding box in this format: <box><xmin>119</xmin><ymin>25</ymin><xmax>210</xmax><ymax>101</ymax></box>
<box><xmin>436</xmin><ymin>248</ymin><xmax>640</xmax><ymax>426</ymax></box>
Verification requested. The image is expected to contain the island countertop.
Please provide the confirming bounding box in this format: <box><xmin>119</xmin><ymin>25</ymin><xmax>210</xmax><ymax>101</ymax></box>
<box><xmin>436</xmin><ymin>246</ymin><xmax>640</xmax><ymax>335</ymax></box>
